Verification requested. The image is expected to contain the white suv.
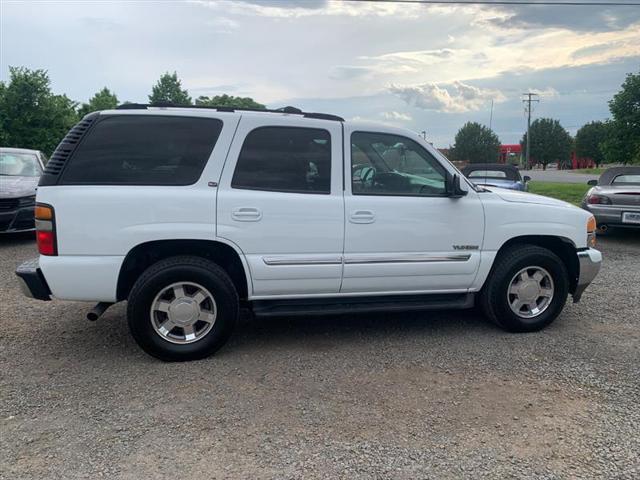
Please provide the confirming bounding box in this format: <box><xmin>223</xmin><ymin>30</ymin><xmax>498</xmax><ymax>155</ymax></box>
<box><xmin>16</xmin><ymin>105</ymin><xmax>602</xmax><ymax>361</ymax></box>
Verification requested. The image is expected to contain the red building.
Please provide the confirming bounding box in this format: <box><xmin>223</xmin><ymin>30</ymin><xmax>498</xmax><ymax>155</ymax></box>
<box><xmin>499</xmin><ymin>144</ymin><xmax>594</xmax><ymax>170</ymax></box>
<box><xmin>571</xmin><ymin>152</ymin><xmax>595</xmax><ymax>169</ymax></box>
<box><xmin>499</xmin><ymin>144</ymin><xmax>522</xmax><ymax>165</ymax></box>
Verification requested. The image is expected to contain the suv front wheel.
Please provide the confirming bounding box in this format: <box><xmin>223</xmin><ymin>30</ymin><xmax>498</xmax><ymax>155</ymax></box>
<box><xmin>127</xmin><ymin>256</ymin><xmax>239</xmax><ymax>361</ymax></box>
<box><xmin>480</xmin><ymin>244</ymin><xmax>569</xmax><ymax>332</ymax></box>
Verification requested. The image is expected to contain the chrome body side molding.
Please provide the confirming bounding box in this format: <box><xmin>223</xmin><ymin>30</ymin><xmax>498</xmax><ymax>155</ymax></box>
<box><xmin>344</xmin><ymin>253</ymin><xmax>471</xmax><ymax>264</ymax></box>
<box><xmin>263</xmin><ymin>253</ymin><xmax>471</xmax><ymax>266</ymax></box>
<box><xmin>262</xmin><ymin>256</ymin><xmax>343</xmax><ymax>266</ymax></box>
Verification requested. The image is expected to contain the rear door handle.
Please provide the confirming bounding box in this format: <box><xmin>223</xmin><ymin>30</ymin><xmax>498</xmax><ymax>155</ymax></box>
<box><xmin>232</xmin><ymin>207</ymin><xmax>262</xmax><ymax>222</ymax></box>
<box><xmin>349</xmin><ymin>210</ymin><xmax>375</xmax><ymax>224</ymax></box>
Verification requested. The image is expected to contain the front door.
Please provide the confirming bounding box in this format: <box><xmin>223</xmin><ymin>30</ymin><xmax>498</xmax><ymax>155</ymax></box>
<box><xmin>342</xmin><ymin>127</ymin><xmax>484</xmax><ymax>294</ymax></box>
<box><xmin>217</xmin><ymin>116</ymin><xmax>344</xmax><ymax>298</ymax></box>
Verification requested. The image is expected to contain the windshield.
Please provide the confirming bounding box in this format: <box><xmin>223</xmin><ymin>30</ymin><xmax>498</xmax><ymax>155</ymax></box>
<box><xmin>468</xmin><ymin>170</ymin><xmax>508</xmax><ymax>179</ymax></box>
<box><xmin>612</xmin><ymin>174</ymin><xmax>640</xmax><ymax>185</ymax></box>
<box><xmin>0</xmin><ymin>152</ymin><xmax>42</xmax><ymax>177</ymax></box>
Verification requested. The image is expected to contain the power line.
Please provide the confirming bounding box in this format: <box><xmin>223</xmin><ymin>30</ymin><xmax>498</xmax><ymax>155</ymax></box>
<box><xmin>342</xmin><ymin>1</ymin><xmax>640</xmax><ymax>6</ymax></box>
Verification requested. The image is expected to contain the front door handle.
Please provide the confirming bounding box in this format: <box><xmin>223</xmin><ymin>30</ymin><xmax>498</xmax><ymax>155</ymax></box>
<box><xmin>349</xmin><ymin>210</ymin><xmax>375</xmax><ymax>224</ymax></box>
<box><xmin>232</xmin><ymin>207</ymin><xmax>262</xmax><ymax>222</ymax></box>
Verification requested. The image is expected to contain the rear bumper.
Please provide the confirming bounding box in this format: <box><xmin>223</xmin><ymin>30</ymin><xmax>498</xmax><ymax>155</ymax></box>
<box><xmin>584</xmin><ymin>204</ymin><xmax>640</xmax><ymax>227</ymax></box>
<box><xmin>15</xmin><ymin>258</ymin><xmax>52</xmax><ymax>301</ymax></box>
<box><xmin>573</xmin><ymin>248</ymin><xmax>602</xmax><ymax>303</ymax></box>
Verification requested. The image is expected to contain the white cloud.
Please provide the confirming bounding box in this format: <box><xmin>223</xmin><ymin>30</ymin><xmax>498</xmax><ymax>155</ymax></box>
<box><xmin>2</xmin><ymin>0</ymin><xmax>637</xmax><ymax>145</ymax></box>
<box><xmin>528</xmin><ymin>87</ymin><xmax>559</xmax><ymax>97</ymax></box>
<box><xmin>389</xmin><ymin>81</ymin><xmax>505</xmax><ymax>113</ymax></box>
<box><xmin>189</xmin><ymin>0</ymin><xmax>424</xmax><ymax>19</ymax></box>
<box><xmin>206</xmin><ymin>16</ymin><xmax>239</xmax><ymax>33</ymax></box>
<box><xmin>381</xmin><ymin>111</ymin><xmax>412</xmax><ymax>121</ymax></box>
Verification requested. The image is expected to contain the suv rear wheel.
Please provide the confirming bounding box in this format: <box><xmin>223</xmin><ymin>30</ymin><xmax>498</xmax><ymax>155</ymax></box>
<box><xmin>127</xmin><ymin>256</ymin><xmax>238</xmax><ymax>361</ymax></box>
<box><xmin>480</xmin><ymin>244</ymin><xmax>569</xmax><ymax>332</ymax></box>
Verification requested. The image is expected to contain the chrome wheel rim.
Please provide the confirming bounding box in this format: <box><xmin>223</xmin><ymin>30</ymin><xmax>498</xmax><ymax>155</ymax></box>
<box><xmin>507</xmin><ymin>266</ymin><xmax>555</xmax><ymax>320</ymax></box>
<box><xmin>150</xmin><ymin>282</ymin><xmax>217</xmax><ymax>344</ymax></box>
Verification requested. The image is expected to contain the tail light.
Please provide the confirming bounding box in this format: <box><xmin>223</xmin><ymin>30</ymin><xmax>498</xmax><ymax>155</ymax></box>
<box><xmin>35</xmin><ymin>204</ymin><xmax>57</xmax><ymax>256</ymax></box>
<box><xmin>587</xmin><ymin>194</ymin><xmax>612</xmax><ymax>205</ymax></box>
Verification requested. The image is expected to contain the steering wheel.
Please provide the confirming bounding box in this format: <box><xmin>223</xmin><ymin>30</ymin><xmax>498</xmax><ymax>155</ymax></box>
<box><xmin>361</xmin><ymin>166</ymin><xmax>376</xmax><ymax>186</ymax></box>
<box><xmin>419</xmin><ymin>184</ymin><xmax>441</xmax><ymax>195</ymax></box>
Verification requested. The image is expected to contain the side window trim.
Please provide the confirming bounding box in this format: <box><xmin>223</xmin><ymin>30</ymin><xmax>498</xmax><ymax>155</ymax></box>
<box><xmin>350</xmin><ymin>130</ymin><xmax>449</xmax><ymax>198</ymax></box>
<box><xmin>231</xmin><ymin>125</ymin><xmax>332</xmax><ymax>195</ymax></box>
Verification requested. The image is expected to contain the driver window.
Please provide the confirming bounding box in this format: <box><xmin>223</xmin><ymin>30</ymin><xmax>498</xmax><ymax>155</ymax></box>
<box><xmin>351</xmin><ymin>132</ymin><xmax>447</xmax><ymax>196</ymax></box>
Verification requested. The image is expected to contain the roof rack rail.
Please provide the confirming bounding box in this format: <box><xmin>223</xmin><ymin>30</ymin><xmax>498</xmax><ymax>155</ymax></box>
<box><xmin>114</xmin><ymin>103</ymin><xmax>344</xmax><ymax>122</ymax></box>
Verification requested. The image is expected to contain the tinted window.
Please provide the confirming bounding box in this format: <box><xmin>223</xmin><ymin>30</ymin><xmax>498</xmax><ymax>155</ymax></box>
<box><xmin>351</xmin><ymin>132</ymin><xmax>447</xmax><ymax>196</ymax></box>
<box><xmin>232</xmin><ymin>127</ymin><xmax>331</xmax><ymax>194</ymax></box>
<box><xmin>61</xmin><ymin>116</ymin><xmax>222</xmax><ymax>185</ymax></box>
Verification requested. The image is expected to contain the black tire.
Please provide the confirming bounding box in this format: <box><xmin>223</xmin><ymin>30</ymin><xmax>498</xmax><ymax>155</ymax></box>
<box><xmin>479</xmin><ymin>244</ymin><xmax>569</xmax><ymax>333</ymax></box>
<box><xmin>127</xmin><ymin>256</ymin><xmax>238</xmax><ymax>361</ymax></box>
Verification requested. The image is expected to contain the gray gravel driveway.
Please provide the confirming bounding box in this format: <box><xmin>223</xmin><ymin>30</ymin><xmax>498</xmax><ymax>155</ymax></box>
<box><xmin>1</xmin><ymin>231</ymin><xmax>639</xmax><ymax>479</ymax></box>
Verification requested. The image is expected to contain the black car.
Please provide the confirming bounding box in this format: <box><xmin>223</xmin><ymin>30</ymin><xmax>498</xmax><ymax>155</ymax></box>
<box><xmin>462</xmin><ymin>163</ymin><xmax>530</xmax><ymax>191</ymax></box>
<box><xmin>0</xmin><ymin>148</ymin><xmax>46</xmax><ymax>233</ymax></box>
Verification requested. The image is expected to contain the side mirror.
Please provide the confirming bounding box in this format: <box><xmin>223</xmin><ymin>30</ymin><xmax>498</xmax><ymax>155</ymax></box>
<box><xmin>448</xmin><ymin>173</ymin><xmax>468</xmax><ymax>198</ymax></box>
<box><xmin>587</xmin><ymin>180</ymin><xmax>598</xmax><ymax>186</ymax></box>
<box><xmin>523</xmin><ymin>175</ymin><xmax>531</xmax><ymax>183</ymax></box>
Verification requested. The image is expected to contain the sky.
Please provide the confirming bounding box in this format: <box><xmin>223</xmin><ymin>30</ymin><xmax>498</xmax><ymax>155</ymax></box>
<box><xmin>1</xmin><ymin>0</ymin><xmax>639</xmax><ymax>146</ymax></box>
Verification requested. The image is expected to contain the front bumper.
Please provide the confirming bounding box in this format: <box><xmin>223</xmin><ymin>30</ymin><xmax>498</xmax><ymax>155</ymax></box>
<box><xmin>15</xmin><ymin>257</ymin><xmax>52</xmax><ymax>301</ymax></box>
<box><xmin>573</xmin><ymin>248</ymin><xmax>602</xmax><ymax>303</ymax></box>
<box><xmin>0</xmin><ymin>200</ymin><xmax>36</xmax><ymax>233</ymax></box>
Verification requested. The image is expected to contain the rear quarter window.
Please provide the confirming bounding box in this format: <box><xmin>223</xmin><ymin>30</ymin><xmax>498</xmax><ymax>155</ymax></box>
<box><xmin>60</xmin><ymin>115</ymin><xmax>223</xmax><ymax>185</ymax></box>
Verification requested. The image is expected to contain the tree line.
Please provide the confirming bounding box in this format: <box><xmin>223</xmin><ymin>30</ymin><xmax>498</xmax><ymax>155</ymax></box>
<box><xmin>448</xmin><ymin>70</ymin><xmax>639</xmax><ymax>168</ymax></box>
<box><xmin>1</xmin><ymin>66</ymin><xmax>638</xmax><ymax>166</ymax></box>
<box><xmin>0</xmin><ymin>68</ymin><xmax>265</xmax><ymax>155</ymax></box>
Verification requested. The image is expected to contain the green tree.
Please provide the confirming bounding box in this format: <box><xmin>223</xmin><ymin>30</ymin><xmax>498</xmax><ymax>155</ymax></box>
<box><xmin>450</xmin><ymin>122</ymin><xmax>501</xmax><ymax>164</ymax></box>
<box><xmin>521</xmin><ymin>118</ymin><xmax>573</xmax><ymax>170</ymax></box>
<box><xmin>0</xmin><ymin>81</ymin><xmax>7</xmax><ymax>146</ymax></box>
<box><xmin>78</xmin><ymin>87</ymin><xmax>119</xmax><ymax>117</ymax></box>
<box><xmin>601</xmin><ymin>71</ymin><xmax>640</xmax><ymax>165</ymax></box>
<box><xmin>0</xmin><ymin>67</ymin><xmax>77</xmax><ymax>155</ymax></box>
<box><xmin>148</xmin><ymin>72</ymin><xmax>192</xmax><ymax>105</ymax></box>
<box><xmin>195</xmin><ymin>94</ymin><xmax>265</xmax><ymax>109</ymax></box>
<box><xmin>575</xmin><ymin>121</ymin><xmax>608</xmax><ymax>167</ymax></box>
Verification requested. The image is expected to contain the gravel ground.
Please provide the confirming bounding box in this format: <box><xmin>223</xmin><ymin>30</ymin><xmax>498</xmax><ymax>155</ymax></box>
<box><xmin>1</xmin><ymin>231</ymin><xmax>639</xmax><ymax>479</ymax></box>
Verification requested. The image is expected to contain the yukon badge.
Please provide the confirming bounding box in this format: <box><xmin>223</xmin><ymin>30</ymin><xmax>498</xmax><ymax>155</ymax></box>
<box><xmin>453</xmin><ymin>245</ymin><xmax>479</xmax><ymax>250</ymax></box>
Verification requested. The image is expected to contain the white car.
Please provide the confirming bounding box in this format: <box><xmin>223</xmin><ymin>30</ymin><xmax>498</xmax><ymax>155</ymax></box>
<box><xmin>16</xmin><ymin>105</ymin><xmax>602</xmax><ymax>361</ymax></box>
<box><xmin>0</xmin><ymin>147</ymin><xmax>47</xmax><ymax>233</ymax></box>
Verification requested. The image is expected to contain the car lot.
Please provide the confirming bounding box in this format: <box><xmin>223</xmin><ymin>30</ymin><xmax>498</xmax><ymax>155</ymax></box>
<box><xmin>1</xmin><ymin>232</ymin><xmax>639</xmax><ymax>479</ymax></box>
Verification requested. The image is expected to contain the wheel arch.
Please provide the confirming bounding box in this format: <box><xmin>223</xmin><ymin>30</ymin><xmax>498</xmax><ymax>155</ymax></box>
<box><xmin>116</xmin><ymin>239</ymin><xmax>251</xmax><ymax>301</ymax></box>
<box><xmin>491</xmin><ymin>235</ymin><xmax>579</xmax><ymax>294</ymax></box>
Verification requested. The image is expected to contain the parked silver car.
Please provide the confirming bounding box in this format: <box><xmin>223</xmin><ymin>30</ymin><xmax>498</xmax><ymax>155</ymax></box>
<box><xmin>581</xmin><ymin>166</ymin><xmax>640</xmax><ymax>232</ymax></box>
<box><xmin>461</xmin><ymin>163</ymin><xmax>530</xmax><ymax>191</ymax></box>
<box><xmin>0</xmin><ymin>147</ymin><xmax>46</xmax><ymax>233</ymax></box>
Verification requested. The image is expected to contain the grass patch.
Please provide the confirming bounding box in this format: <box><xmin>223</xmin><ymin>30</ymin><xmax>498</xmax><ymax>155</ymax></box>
<box><xmin>570</xmin><ymin>168</ymin><xmax>605</xmax><ymax>175</ymax></box>
<box><xmin>528</xmin><ymin>181</ymin><xmax>591</xmax><ymax>206</ymax></box>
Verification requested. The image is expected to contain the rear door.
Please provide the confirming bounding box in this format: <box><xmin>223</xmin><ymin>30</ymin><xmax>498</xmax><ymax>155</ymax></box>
<box><xmin>216</xmin><ymin>115</ymin><xmax>344</xmax><ymax>298</ymax></box>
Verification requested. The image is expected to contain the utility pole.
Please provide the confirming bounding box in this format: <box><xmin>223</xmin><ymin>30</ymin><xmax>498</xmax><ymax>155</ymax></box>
<box><xmin>489</xmin><ymin>99</ymin><xmax>494</xmax><ymax>130</ymax></box>
<box><xmin>522</xmin><ymin>93</ymin><xmax>539</xmax><ymax>170</ymax></box>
